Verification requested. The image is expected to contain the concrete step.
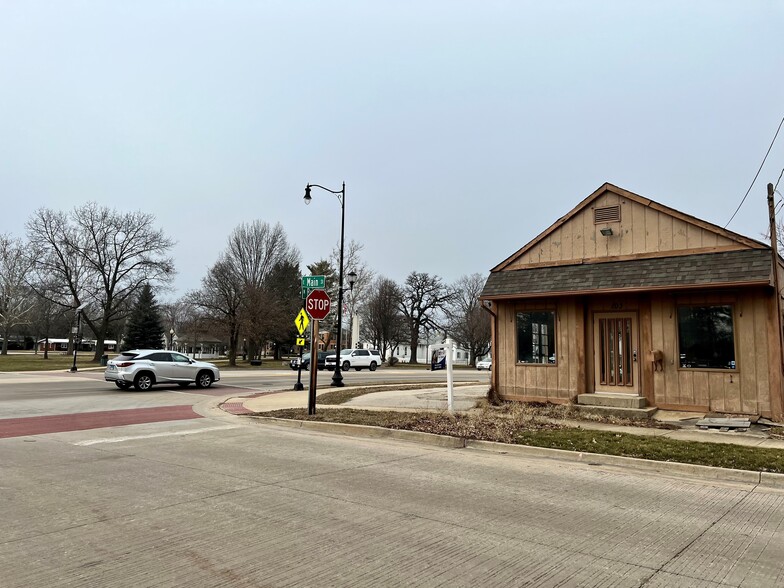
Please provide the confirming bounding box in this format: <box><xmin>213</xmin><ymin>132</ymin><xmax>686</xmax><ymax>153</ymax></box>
<box><xmin>577</xmin><ymin>393</ymin><xmax>648</xmax><ymax>409</ymax></box>
<box><xmin>573</xmin><ymin>404</ymin><xmax>658</xmax><ymax>421</ymax></box>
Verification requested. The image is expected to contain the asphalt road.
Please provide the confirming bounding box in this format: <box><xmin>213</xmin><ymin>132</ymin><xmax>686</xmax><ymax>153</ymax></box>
<box><xmin>2</xmin><ymin>407</ymin><xmax>784</xmax><ymax>587</ymax></box>
<box><xmin>0</xmin><ymin>367</ymin><xmax>489</xmax><ymax>421</ymax></box>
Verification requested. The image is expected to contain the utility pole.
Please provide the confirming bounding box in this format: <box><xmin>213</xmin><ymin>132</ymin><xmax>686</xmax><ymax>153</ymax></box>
<box><xmin>767</xmin><ymin>182</ymin><xmax>784</xmax><ymax>420</ymax></box>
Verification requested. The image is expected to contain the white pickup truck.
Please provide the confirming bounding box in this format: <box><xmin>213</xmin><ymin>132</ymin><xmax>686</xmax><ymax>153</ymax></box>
<box><xmin>325</xmin><ymin>349</ymin><xmax>381</xmax><ymax>371</ymax></box>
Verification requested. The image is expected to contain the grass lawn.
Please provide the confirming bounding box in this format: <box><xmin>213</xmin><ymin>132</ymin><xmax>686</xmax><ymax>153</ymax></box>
<box><xmin>253</xmin><ymin>403</ymin><xmax>784</xmax><ymax>474</ymax></box>
<box><xmin>0</xmin><ymin>354</ymin><xmax>297</xmax><ymax>372</ymax></box>
<box><xmin>0</xmin><ymin>353</ymin><xmax>99</xmax><ymax>372</ymax></box>
<box><xmin>211</xmin><ymin>358</ymin><xmax>294</xmax><ymax>370</ymax></box>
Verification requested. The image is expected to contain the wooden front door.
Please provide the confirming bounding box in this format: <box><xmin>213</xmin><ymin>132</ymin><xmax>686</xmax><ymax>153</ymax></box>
<box><xmin>593</xmin><ymin>313</ymin><xmax>639</xmax><ymax>394</ymax></box>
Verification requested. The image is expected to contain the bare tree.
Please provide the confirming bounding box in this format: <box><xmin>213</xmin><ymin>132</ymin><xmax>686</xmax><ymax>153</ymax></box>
<box><xmin>160</xmin><ymin>298</ymin><xmax>190</xmax><ymax>349</ymax></box>
<box><xmin>226</xmin><ymin>221</ymin><xmax>299</xmax><ymax>288</ymax></box>
<box><xmin>398</xmin><ymin>272</ymin><xmax>455</xmax><ymax>364</ymax></box>
<box><xmin>26</xmin><ymin>203</ymin><xmax>175</xmax><ymax>361</ymax></box>
<box><xmin>448</xmin><ymin>273</ymin><xmax>491</xmax><ymax>366</ymax></box>
<box><xmin>0</xmin><ymin>234</ymin><xmax>37</xmax><ymax>354</ymax></box>
<box><xmin>228</xmin><ymin>221</ymin><xmax>300</xmax><ymax>359</ymax></box>
<box><xmin>360</xmin><ymin>277</ymin><xmax>405</xmax><ymax>359</ymax></box>
<box><xmin>187</xmin><ymin>258</ymin><xmax>244</xmax><ymax>365</ymax></box>
<box><xmin>190</xmin><ymin>221</ymin><xmax>300</xmax><ymax>364</ymax></box>
<box><xmin>28</xmin><ymin>278</ymin><xmax>69</xmax><ymax>359</ymax></box>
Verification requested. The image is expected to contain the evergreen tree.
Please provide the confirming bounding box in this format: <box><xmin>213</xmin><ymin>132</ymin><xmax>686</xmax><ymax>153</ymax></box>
<box><xmin>123</xmin><ymin>283</ymin><xmax>165</xmax><ymax>350</ymax></box>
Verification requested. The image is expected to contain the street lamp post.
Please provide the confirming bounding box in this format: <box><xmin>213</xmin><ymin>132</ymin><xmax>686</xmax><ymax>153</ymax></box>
<box><xmin>304</xmin><ymin>181</ymin><xmax>349</xmax><ymax>387</ymax></box>
<box><xmin>69</xmin><ymin>302</ymin><xmax>89</xmax><ymax>373</ymax></box>
<box><xmin>169</xmin><ymin>329</ymin><xmax>175</xmax><ymax>351</ymax></box>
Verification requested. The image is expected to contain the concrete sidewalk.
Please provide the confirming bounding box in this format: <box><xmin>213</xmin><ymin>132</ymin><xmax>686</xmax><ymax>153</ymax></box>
<box><xmin>224</xmin><ymin>383</ymin><xmax>784</xmax><ymax>450</ymax></box>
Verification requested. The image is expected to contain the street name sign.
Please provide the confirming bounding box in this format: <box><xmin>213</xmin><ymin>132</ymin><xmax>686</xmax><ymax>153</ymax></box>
<box><xmin>301</xmin><ymin>275</ymin><xmax>325</xmax><ymax>290</ymax></box>
<box><xmin>305</xmin><ymin>289</ymin><xmax>331</xmax><ymax>320</ymax></box>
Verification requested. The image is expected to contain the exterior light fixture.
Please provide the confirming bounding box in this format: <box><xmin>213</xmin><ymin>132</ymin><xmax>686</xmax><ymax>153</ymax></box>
<box><xmin>600</xmin><ymin>227</ymin><xmax>614</xmax><ymax>236</ymax></box>
<box><xmin>347</xmin><ymin>271</ymin><xmax>357</xmax><ymax>290</ymax></box>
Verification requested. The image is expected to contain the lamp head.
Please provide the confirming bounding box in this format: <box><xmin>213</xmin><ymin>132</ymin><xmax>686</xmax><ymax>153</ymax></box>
<box><xmin>600</xmin><ymin>227</ymin><xmax>614</xmax><ymax>236</ymax></box>
<box><xmin>347</xmin><ymin>270</ymin><xmax>358</xmax><ymax>289</ymax></box>
<box><xmin>304</xmin><ymin>185</ymin><xmax>312</xmax><ymax>205</ymax></box>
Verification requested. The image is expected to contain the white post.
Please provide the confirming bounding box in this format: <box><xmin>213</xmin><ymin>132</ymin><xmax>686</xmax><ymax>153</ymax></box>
<box><xmin>445</xmin><ymin>340</ymin><xmax>454</xmax><ymax>412</ymax></box>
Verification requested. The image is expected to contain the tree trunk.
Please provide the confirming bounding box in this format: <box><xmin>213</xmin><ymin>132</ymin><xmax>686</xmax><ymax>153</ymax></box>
<box><xmin>228</xmin><ymin>326</ymin><xmax>239</xmax><ymax>367</ymax></box>
<box><xmin>91</xmin><ymin>318</ymin><xmax>110</xmax><ymax>362</ymax></box>
<box><xmin>409</xmin><ymin>329</ymin><xmax>419</xmax><ymax>364</ymax></box>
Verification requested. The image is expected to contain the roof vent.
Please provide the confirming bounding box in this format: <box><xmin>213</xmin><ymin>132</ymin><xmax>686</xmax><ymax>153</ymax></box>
<box><xmin>595</xmin><ymin>205</ymin><xmax>621</xmax><ymax>224</ymax></box>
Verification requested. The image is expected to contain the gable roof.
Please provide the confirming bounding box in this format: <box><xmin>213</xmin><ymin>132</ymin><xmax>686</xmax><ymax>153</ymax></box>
<box><xmin>491</xmin><ymin>183</ymin><xmax>767</xmax><ymax>273</ymax></box>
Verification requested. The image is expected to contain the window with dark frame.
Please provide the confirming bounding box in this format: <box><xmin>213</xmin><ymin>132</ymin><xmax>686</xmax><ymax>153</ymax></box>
<box><xmin>677</xmin><ymin>305</ymin><xmax>736</xmax><ymax>369</ymax></box>
<box><xmin>516</xmin><ymin>311</ymin><xmax>556</xmax><ymax>364</ymax></box>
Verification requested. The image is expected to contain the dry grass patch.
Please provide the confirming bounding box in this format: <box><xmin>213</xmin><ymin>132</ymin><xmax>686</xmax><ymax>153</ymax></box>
<box><xmin>253</xmin><ymin>402</ymin><xmax>784</xmax><ymax>474</ymax></box>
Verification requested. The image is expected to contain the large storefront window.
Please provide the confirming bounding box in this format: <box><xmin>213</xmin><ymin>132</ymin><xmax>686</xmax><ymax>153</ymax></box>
<box><xmin>677</xmin><ymin>305</ymin><xmax>735</xmax><ymax>369</ymax></box>
<box><xmin>517</xmin><ymin>311</ymin><xmax>556</xmax><ymax>364</ymax></box>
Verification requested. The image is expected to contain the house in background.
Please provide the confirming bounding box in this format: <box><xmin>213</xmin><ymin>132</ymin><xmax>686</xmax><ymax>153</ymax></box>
<box><xmin>36</xmin><ymin>339</ymin><xmax>117</xmax><ymax>352</ymax></box>
<box><xmin>480</xmin><ymin>183</ymin><xmax>784</xmax><ymax>421</ymax></box>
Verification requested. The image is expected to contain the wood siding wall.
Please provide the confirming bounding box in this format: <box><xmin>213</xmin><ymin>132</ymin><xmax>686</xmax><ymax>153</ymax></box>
<box><xmin>649</xmin><ymin>290</ymin><xmax>771</xmax><ymax>415</ymax></box>
<box><xmin>497</xmin><ymin>297</ymin><xmax>583</xmax><ymax>402</ymax></box>
<box><xmin>506</xmin><ymin>192</ymin><xmax>742</xmax><ymax>269</ymax></box>
<box><xmin>495</xmin><ymin>289</ymin><xmax>779</xmax><ymax>418</ymax></box>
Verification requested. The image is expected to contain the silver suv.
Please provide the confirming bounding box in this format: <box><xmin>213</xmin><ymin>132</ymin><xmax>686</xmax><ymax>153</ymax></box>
<box><xmin>105</xmin><ymin>349</ymin><xmax>221</xmax><ymax>391</ymax></box>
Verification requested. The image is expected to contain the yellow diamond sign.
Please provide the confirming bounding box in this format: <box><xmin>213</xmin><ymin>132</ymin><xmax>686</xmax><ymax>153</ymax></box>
<box><xmin>295</xmin><ymin>309</ymin><xmax>310</xmax><ymax>335</ymax></box>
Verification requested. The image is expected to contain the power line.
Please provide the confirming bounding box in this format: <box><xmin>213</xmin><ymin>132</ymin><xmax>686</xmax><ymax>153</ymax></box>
<box><xmin>775</xmin><ymin>167</ymin><xmax>784</xmax><ymax>192</ymax></box>
<box><xmin>725</xmin><ymin>115</ymin><xmax>784</xmax><ymax>228</ymax></box>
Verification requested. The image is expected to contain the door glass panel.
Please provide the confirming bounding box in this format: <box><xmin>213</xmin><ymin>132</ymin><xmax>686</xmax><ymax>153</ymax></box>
<box><xmin>596</xmin><ymin>314</ymin><xmax>635</xmax><ymax>390</ymax></box>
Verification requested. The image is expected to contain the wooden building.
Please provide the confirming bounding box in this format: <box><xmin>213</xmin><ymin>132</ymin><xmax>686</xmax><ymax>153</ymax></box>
<box><xmin>480</xmin><ymin>183</ymin><xmax>784</xmax><ymax>421</ymax></box>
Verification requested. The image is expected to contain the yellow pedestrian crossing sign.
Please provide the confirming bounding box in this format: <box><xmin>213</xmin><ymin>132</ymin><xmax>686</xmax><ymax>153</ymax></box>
<box><xmin>296</xmin><ymin>337</ymin><xmax>306</xmax><ymax>347</ymax></box>
<box><xmin>295</xmin><ymin>309</ymin><xmax>310</xmax><ymax>335</ymax></box>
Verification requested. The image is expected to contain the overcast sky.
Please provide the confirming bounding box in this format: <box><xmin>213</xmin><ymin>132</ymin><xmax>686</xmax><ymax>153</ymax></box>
<box><xmin>1</xmin><ymin>1</ymin><xmax>782</xmax><ymax>299</ymax></box>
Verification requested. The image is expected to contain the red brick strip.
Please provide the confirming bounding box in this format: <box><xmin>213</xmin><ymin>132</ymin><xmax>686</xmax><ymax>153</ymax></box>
<box><xmin>0</xmin><ymin>405</ymin><xmax>202</xmax><ymax>439</ymax></box>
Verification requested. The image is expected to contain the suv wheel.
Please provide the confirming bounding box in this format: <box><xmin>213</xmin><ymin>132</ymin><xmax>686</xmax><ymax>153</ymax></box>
<box><xmin>341</xmin><ymin>360</ymin><xmax>350</xmax><ymax>371</ymax></box>
<box><xmin>369</xmin><ymin>361</ymin><xmax>377</xmax><ymax>372</ymax></box>
<box><xmin>133</xmin><ymin>372</ymin><xmax>154</xmax><ymax>391</ymax></box>
<box><xmin>196</xmin><ymin>370</ymin><xmax>214</xmax><ymax>389</ymax></box>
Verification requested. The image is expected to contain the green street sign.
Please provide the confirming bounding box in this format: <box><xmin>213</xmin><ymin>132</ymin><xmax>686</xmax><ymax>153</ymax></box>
<box><xmin>301</xmin><ymin>275</ymin><xmax>325</xmax><ymax>290</ymax></box>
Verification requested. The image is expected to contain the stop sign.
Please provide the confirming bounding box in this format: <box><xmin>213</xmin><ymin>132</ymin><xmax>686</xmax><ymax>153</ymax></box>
<box><xmin>305</xmin><ymin>289</ymin><xmax>331</xmax><ymax>320</ymax></box>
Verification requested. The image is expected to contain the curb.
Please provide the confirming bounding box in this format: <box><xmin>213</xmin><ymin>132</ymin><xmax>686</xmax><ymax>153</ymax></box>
<box><xmin>249</xmin><ymin>416</ymin><xmax>465</xmax><ymax>448</ymax></box>
<box><xmin>247</xmin><ymin>415</ymin><xmax>784</xmax><ymax>489</ymax></box>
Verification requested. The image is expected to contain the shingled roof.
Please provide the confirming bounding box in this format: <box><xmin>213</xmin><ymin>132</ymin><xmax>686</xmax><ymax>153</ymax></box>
<box><xmin>481</xmin><ymin>249</ymin><xmax>773</xmax><ymax>299</ymax></box>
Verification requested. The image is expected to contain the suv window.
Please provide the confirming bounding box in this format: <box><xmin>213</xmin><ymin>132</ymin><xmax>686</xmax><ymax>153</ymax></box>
<box><xmin>171</xmin><ymin>353</ymin><xmax>191</xmax><ymax>363</ymax></box>
<box><xmin>146</xmin><ymin>352</ymin><xmax>172</xmax><ymax>362</ymax></box>
<box><xmin>114</xmin><ymin>353</ymin><xmax>138</xmax><ymax>361</ymax></box>
<box><xmin>355</xmin><ymin>350</ymin><xmax>370</xmax><ymax>356</ymax></box>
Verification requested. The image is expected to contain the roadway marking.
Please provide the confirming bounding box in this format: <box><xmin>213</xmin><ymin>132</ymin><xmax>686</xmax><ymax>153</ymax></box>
<box><xmin>73</xmin><ymin>425</ymin><xmax>241</xmax><ymax>446</ymax></box>
<box><xmin>0</xmin><ymin>405</ymin><xmax>202</xmax><ymax>439</ymax></box>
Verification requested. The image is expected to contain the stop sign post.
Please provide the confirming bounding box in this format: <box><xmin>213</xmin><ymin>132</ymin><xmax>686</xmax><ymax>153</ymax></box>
<box><xmin>305</xmin><ymin>289</ymin><xmax>331</xmax><ymax>415</ymax></box>
<box><xmin>305</xmin><ymin>289</ymin><xmax>331</xmax><ymax>320</ymax></box>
